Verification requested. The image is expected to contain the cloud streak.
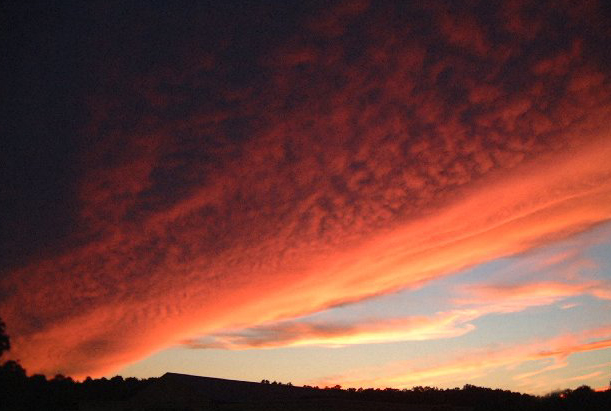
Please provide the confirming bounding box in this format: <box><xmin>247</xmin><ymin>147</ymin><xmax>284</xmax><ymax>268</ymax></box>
<box><xmin>455</xmin><ymin>281</ymin><xmax>611</xmax><ymax>312</ymax></box>
<box><xmin>182</xmin><ymin>275</ymin><xmax>611</xmax><ymax>350</ymax></box>
<box><xmin>182</xmin><ymin>311</ymin><xmax>478</xmax><ymax>350</ymax></box>
<box><xmin>316</xmin><ymin>326</ymin><xmax>611</xmax><ymax>392</ymax></box>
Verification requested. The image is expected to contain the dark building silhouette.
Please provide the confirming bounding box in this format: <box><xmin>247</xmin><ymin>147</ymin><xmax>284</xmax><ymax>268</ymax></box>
<box><xmin>80</xmin><ymin>372</ymin><xmax>472</xmax><ymax>411</ymax></box>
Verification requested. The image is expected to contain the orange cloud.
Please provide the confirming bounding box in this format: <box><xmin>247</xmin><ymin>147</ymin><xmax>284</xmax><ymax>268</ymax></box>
<box><xmin>3</xmin><ymin>136</ymin><xmax>611</xmax><ymax>379</ymax></box>
<box><xmin>1</xmin><ymin>1</ymin><xmax>611</xmax><ymax>380</ymax></box>
<box><xmin>456</xmin><ymin>281</ymin><xmax>611</xmax><ymax>312</ymax></box>
<box><xmin>316</xmin><ymin>326</ymin><xmax>611</xmax><ymax>392</ymax></box>
<box><xmin>182</xmin><ymin>275</ymin><xmax>611</xmax><ymax>351</ymax></box>
<box><xmin>563</xmin><ymin>371</ymin><xmax>602</xmax><ymax>383</ymax></box>
<box><xmin>183</xmin><ymin>310</ymin><xmax>479</xmax><ymax>350</ymax></box>
<box><xmin>536</xmin><ymin>338</ymin><xmax>611</xmax><ymax>359</ymax></box>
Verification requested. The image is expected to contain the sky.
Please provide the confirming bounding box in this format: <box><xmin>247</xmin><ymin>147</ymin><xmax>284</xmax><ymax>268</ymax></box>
<box><xmin>1</xmin><ymin>0</ymin><xmax>611</xmax><ymax>395</ymax></box>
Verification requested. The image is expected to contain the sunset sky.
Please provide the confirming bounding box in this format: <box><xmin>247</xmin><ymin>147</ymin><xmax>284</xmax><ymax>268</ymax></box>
<box><xmin>2</xmin><ymin>0</ymin><xmax>611</xmax><ymax>395</ymax></box>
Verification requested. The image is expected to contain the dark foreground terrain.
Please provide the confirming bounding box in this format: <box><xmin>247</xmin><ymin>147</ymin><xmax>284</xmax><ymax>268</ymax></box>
<box><xmin>1</xmin><ymin>365</ymin><xmax>610</xmax><ymax>411</ymax></box>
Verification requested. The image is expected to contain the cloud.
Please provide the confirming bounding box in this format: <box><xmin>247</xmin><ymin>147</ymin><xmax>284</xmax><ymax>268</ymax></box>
<box><xmin>182</xmin><ymin>270</ymin><xmax>611</xmax><ymax>351</ymax></box>
<box><xmin>455</xmin><ymin>281</ymin><xmax>611</xmax><ymax>312</ymax></box>
<box><xmin>182</xmin><ymin>311</ymin><xmax>478</xmax><ymax>350</ymax></box>
<box><xmin>315</xmin><ymin>326</ymin><xmax>611</xmax><ymax>392</ymax></box>
<box><xmin>2</xmin><ymin>0</ymin><xmax>611</xmax><ymax>378</ymax></box>
<box><xmin>560</xmin><ymin>371</ymin><xmax>602</xmax><ymax>383</ymax></box>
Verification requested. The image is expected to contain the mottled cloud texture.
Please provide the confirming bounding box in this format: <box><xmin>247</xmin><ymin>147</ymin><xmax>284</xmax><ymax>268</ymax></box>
<box><xmin>2</xmin><ymin>0</ymin><xmax>611</xmax><ymax>378</ymax></box>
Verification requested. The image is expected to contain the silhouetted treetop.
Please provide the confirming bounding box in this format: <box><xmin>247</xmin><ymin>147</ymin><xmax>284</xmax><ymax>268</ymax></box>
<box><xmin>0</xmin><ymin>318</ymin><xmax>10</xmax><ymax>357</ymax></box>
<box><xmin>1</xmin><ymin>318</ymin><xmax>610</xmax><ymax>410</ymax></box>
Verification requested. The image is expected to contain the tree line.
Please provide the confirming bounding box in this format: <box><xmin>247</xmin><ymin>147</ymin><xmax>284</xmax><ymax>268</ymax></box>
<box><xmin>1</xmin><ymin>318</ymin><xmax>610</xmax><ymax>410</ymax></box>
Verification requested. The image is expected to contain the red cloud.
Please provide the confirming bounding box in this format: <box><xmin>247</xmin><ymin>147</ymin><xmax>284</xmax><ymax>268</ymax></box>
<box><xmin>438</xmin><ymin>14</ymin><xmax>490</xmax><ymax>55</ymax></box>
<box><xmin>2</xmin><ymin>1</ymin><xmax>611</xmax><ymax>379</ymax></box>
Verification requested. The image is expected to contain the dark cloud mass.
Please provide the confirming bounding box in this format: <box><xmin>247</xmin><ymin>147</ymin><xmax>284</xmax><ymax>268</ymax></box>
<box><xmin>2</xmin><ymin>0</ymin><xmax>611</xmax><ymax>377</ymax></box>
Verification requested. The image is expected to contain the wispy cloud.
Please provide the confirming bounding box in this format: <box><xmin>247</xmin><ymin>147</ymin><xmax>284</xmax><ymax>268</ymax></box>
<box><xmin>562</xmin><ymin>371</ymin><xmax>602</xmax><ymax>383</ymax></box>
<box><xmin>183</xmin><ymin>276</ymin><xmax>611</xmax><ymax>350</ymax></box>
<box><xmin>455</xmin><ymin>281</ymin><xmax>611</xmax><ymax>312</ymax></box>
<box><xmin>315</xmin><ymin>326</ymin><xmax>611</xmax><ymax>392</ymax></box>
<box><xmin>182</xmin><ymin>310</ymin><xmax>479</xmax><ymax>349</ymax></box>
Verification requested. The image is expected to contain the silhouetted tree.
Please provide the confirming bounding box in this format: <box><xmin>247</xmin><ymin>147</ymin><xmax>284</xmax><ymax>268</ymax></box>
<box><xmin>0</xmin><ymin>318</ymin><xmax>610</xmax><ymax>411</ymax></box>
<box><xmin>0</xmin><ymin>318</ymin><xmax>10</xmax><ymax>357</ymax></box>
